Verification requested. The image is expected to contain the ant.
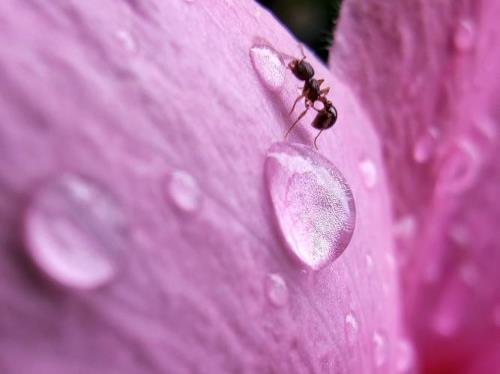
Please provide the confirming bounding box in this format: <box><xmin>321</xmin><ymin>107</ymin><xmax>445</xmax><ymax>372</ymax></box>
<box><xmin>284</xmin><ymin>45</ymin><xmax>338</xmax><ymax>149</ymax></box>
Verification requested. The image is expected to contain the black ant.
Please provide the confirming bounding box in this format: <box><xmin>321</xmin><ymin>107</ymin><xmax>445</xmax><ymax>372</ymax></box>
<box><xmin>285</xmin><ymin>45</ymin><xmax>338</xmax><ymax>149</ymax></box>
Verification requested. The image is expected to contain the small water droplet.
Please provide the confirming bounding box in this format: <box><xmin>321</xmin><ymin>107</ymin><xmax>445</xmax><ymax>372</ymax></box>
<box><xmin>372</xmin><ymin>331</ymin><xmax>387</xmax><ymax>367</ymax></box>
<box><xmin>265</xmin><ymin>142</ymin><xmax>356</xmax><ymax>270</ymax></box>
<box><xmin>116</xmin><ymin>29</ymin><xmax>137</xmax><ymax>53</ymax></box>
<box><xmin>396</xmin><ymin>338</ymin><xmax>415</xmax><ymax>372</ymax></box>
<box><xmin>413</xmin><ymin>128</ymin><xmax>439</xmax><ymax>163</ymax></box>
<box><xmin>459</xmin><ymin>263</ymin><xmax>479</xmax><ymax>287</ymax></box>
<box><xmin>166</xmin><ymin>170</ymin><xmax>202</xmax><ymax>213</ymax></box>
<box><xmin>431</xmin><ymin>283</ymin><xmax>463</xmax><ymax>337</ymax></box>
<box><xmin>423</xmin><ymin>262</ymin><xmax>442</xmax><ymax>284</ymax></box>
<box><xmin>393</xmin><ymin>215</ymin><xmax>417</xmax><ymax>265</ymax></box>
<box><xmin>474</xmin><ymin>117</ymin><xmax>497</xmax><ymax>143</ymax></box>
<box><xmin>453</xmin><ymin>20</ymin><xmax>475</xmax><ymax>52</ymax></box>
<box><xmin>358</xmin><ymin>157</ymin><xmax>377</xmax><ymax>189</ymax></box>
<box><xmin>365</xmin><ymin>253</ymin><xmax>374</xmax><ymax>270</ymax></box>
<box><xmin>265</xmin><ymin>273</ymin><xmax>288</xmax><ymax>307</ymax></box>
<box><xmin>250</xmin><ymin>44</ymin><xmax>286</xmax><ymax>91</ymax></box>
<box><xmin>386</xmin><ymin>252</ymin><xmax>396</xmax><ymax>270</ymax></box>
<box><xmin>435</xmin><ymin>138</ymin><xmax>482</xmax><ymax>196</ymax></box>
<box><xmin>447</xmin><ymin>223</ymin><xmax>470</xmax><ymax>247</ymax></box>
<box><xmin>344</xmin><ymin>312</ymin><xmax>359</xmax><ymax>345</ymax></box>
<box><xmin>492</xmin><ymin>304</ymin><xmax>500</xmax><ymax>328</ymax></box>
<box><xmin>393</xmin><ymin>215</ymin><xmax>417</xmax><ymax>241</ymax></box>
<box><xmin>24</xmin><ymin>174</ymin><xmax>128</xmax><ymax>290</ymax></box>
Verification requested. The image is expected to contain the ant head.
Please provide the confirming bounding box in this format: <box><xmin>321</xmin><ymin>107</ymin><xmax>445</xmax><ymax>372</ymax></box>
<box><xmin>288</xmin><ymin>59</ymin><xmax>314</xmax><ymax>81</ymax></box>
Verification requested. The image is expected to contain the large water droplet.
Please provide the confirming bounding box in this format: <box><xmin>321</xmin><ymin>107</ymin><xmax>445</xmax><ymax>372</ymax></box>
<box><xmin>24</xmin><ymin>174</ymin><xmax>128</xmax><ymax>290</ymax></box>
<box><xmin>265</xmin><ymin>142</ymin><xmax>356</xmax><ymax>270</ymax></box>
<box><xmin>413</xmin><ymin>128</ymin><xmax>439</xmax><ymax>163</ymax></box>
<box><xmin>250</xmin><ymin>44</ymin><xmax>286</xmax><ymax>91</ymax></box>
<box><xmin>344</xmin><ymin>312</ymin><xmax>359</xmax><ymax>345</ymax></box>
<box><xmin>396</xmin><ymin>338</ymin><xmax>415</xmax><ymax>372</ymax></box>
<box><xmin>435</xmin><ymin>138</ymin><xmax>481</xmax><ymax>196</ymax></box>
<box><xmin>372</xmin><ymin>331</ymin><xmax>387</xmax><ymax>367</ymax></box>
<box><xmin>265</xmin><ymin>273</ymin><xmax>288</xmax><ymax>307</ymax></box>
<box><xmin>358</xmin><ymin>157</ymin><xmax>377</xmax><ymax>189</ymax></box>
<box><xmin>166</xmin><ymin>170</ymin><xmax>202</xmax><ymax>213</ymax></box>
<box><xmin>453</xmin><ymin>20</ymin><xmax>475</xmax><ymax>52</ymax></box>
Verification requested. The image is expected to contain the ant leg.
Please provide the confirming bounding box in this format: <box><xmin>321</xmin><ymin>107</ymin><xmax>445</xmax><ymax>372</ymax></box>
<box><xmin>314</xmin><ymin>130</ymin><xmax>324</xmax><ymax>150</ymax></box>
<box><xmin>290</xmin><ymin>94</ymin><xmax>304</xmax><ymax>114</ymax></box>
<box><xmin>285</xmin><ymin>105</ymin><xmax>310</xmax><ymax>139</ymax></box>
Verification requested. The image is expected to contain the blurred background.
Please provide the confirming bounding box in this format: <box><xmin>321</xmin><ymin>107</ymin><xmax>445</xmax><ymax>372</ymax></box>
<box><xmin>256</xmin><ymin>0</ymin><xmax>343</xmax><ymax>62</ymax></box>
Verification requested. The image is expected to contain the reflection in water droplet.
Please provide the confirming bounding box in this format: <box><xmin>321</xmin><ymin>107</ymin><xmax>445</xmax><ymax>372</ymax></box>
<box><xmin>358</xmin><ymin>157</ymin><xmax>377</xmax><ymax>189</ymax></box>
<box><xmin>116</xmin><ymin>29</ymin><xmax>137</xmax><ymax>53</ymax></box>
<box><xmin>396</xmin><ymin>338</ymin><xmax>415</xmax><ymax>372</ymax></box>
<box><xmin>413</xmin><ymin>128</ymin><xmax>439</xmax><ymax>163</ymax></box>
<box><xmin>454</xmin><ymin>20</ymin><xmax>475</xmax><ymax>52</ymax></box>
<box><xmin>265</xmin><ymin>142</ymin><xmax>356</xmax><ymax>270</ymax></box>
<box><xmin>166</xmin><ymin>170</ymin><xmax>202</xmax><ymax>213</ymax></box>
<box><xmin>372</xmin><ymin>331</ymin><xmax>387</xmax><ymax>367</ymax></box>
<box><xmin>250</xmin><ymin>44</ymin><xmax>286</xmax><ymax>91</ymax></box>
<box><xmin>435</xmin><ymin>138</ymin><xmax>481</xmax><ymax>196</ymax></box>
<box><xmin>24</xmin><ymin>174</ymin><xmax>128</xmax><ymax>290</ymax></box>
<box><xmin>265</xmin><ymin>273</ymin><xmax>288</xmax><ymax>307</ymax></box>
<box><xmin>344</xmin><ymin>312</ymin><xmax>359</xmax><ymax>345</ymax></box>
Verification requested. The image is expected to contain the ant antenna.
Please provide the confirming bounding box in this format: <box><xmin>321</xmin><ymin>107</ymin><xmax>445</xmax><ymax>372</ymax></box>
<box><xmin>299</xmin><ymin>43</ymin><xmax>307</xmax><ymax>60</ymax></box>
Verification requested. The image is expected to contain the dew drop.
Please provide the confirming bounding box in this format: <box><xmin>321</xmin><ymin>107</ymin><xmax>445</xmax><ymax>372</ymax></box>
<box><xmin>447</xmin><ymin>223</ymin><xmax>470</xmax><ymax>247</ymax></box>
<box><xmin>249</xmin><ymin>44</ymin><xmax>286</xmax><ymax>91</ymax></box>
<box><xmin>492</xmin><ymin>304</ymin><xmax>500</xmax><ymax>328</ymax></box>
<box><xmin>265</xmin><ymin>273</ymin><xmax>288</xmax><ymax>307</ymax></box>
<box><xmin>453</xmin><ymin>20</ymin><xmax>475</xmax><ymax>52</ymax></box>
<box><xmin>24</xmin><ymin>174</ymin><xmax>128</xmax><ymax>290</ymax></box>
<box><xmin>459</xmin><ymin>262</ymin><xmax>479</xmax><ymax>287</ymax></box>
<box><xmin>372</xmin><ymin>331</ymin><xmax>387</xmax><ymax>367</ymax></box>
<box><xmin>166</xmin><ymin>170</ymin><xmax>202</xmax><ymax>213</ymax></box>
<box><xmin>116</xmin><ymin>29</ymin><xmax>137</xmax><ymax>53</ymax></box>
<box><xmin>435</xmin><ymin>138</ymin><xmax>482</xmax><ymax>196</ymax></box>
<box><xmin>358</xmin><ymin>157</ymin><xmax>377</xmax><ymax>189</ymax></box>
<box><xmin>365</xmin><ymin>253</ymin><xmax>374</xmax><ymax>270</ymax></box>
<box><xmin>396</xmin><ymin>338</ymin><xmax>415</xmax><ymax>372</ymax></box>
<box><xmin>413</xmin><ymin>128</ymin><xmax>439</xmax><ymax>163</ymax></box>
<box><xmin>265</xmin><ymin>142</ymin><xmax>356</xmax><ymax>270</ymax></box>
<box><xmin>431</xmin><ymin>283</ymin><xmax>463</xmax><ymax>337</ymax></box>
<box><xmin>344</xmin><ymin>312</ymin><xmax>359</xmax><ymax>345</ymax></box>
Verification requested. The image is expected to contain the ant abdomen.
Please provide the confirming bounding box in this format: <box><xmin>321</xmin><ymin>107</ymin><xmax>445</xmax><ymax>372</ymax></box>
<box><xmin>312</xmin><ymin>104</ymin><xmax>338</xmax><ymax>130</ymax></box>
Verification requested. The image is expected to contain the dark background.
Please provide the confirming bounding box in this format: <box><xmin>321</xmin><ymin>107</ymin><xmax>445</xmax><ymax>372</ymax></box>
<box><xmin>256</xmin><ymin>0</ymin><xmax>343</xmax><ymax>62</ymax></box>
